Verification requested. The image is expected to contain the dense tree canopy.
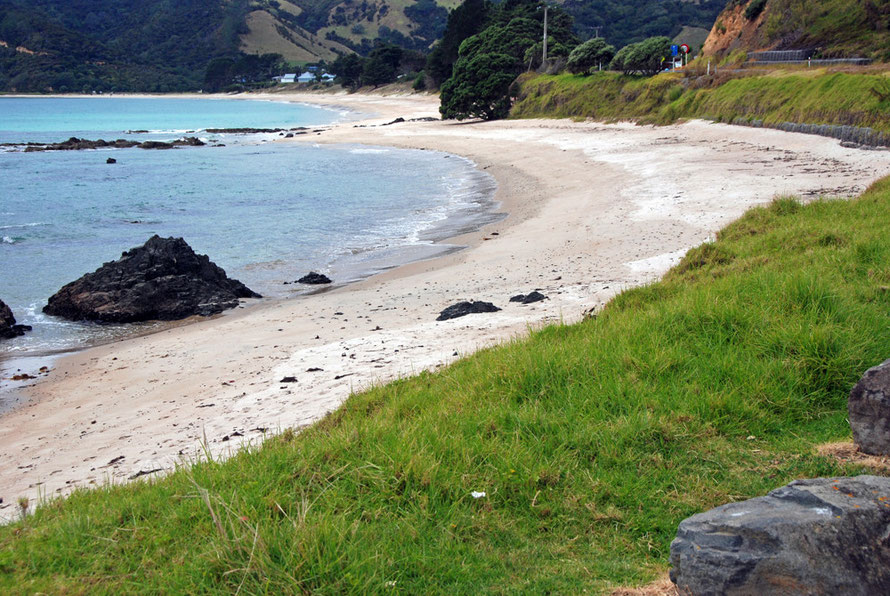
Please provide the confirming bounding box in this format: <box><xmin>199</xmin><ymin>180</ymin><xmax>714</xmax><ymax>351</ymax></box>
<box><xmin>425</xmin><ymin>0</ymin><xmax>490</xmax><ymax>87</ymax></box>
<box><xmin>438</xmin><ymin>0</ymin><xmax>578</xmax><ymax>121</ymax></box>
<box><xmin>439</xmin><ymin>52</ymin><xmax>518</xmax><ymax>121</ymax></box>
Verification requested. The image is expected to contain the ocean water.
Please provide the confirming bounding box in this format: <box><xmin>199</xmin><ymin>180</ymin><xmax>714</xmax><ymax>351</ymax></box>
<box><xmin>0</xmin><ymin>97</ymin><xmax>498</xmax><ymax>359</ymax></box>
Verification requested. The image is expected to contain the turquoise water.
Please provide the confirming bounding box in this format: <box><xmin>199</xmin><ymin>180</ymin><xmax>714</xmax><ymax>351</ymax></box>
<box><xmin>0</xmin><ymin>97</ymin><xmax>498</xmax><ymax>357</ymax></box>
<box><xmin>0</xmin><ymin>96</ymin><xmax>341</xmax><ymax>143</ymax></box>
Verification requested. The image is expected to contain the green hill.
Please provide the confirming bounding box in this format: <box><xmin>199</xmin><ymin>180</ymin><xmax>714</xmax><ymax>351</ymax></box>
<box><xmin>0</xmin><ymin>0</ymin><xmax>736</xmax><ymax>93</ymax></box>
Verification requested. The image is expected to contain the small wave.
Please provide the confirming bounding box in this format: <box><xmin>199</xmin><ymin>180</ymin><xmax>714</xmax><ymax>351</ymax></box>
<box><xmin>349</xmin><ymin>148</ymin><xmax>389</xmax><ymax>155</ymax></box>
<box><xmin>2</xmin><ymin>236</ymin><xmax>15</xmax><ymax>244</ymax></box>
<box><xmin>0</xmin><ymin>222</ymin><xmax>48</xmax><ymax>230</ymax></box>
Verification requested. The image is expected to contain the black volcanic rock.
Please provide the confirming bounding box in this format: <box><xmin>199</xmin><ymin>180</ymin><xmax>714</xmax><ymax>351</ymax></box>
<box><xmin>43</xmin><ymin>235</ymin><xmax>260</xmax><ymax>323</ymax></box>
<box><xmin>436</xmin><ymin>301</ymin><xmax>501</xmax><ymax>321</ymax></box>
<box><xmin>297</xmin><ymin>272</ymin><xmax>332</xmax><ymax>285</ymax></box>
<box><xmin>509</xmin><ymin>291</ymin><xmax>547</xmax><ymax>304</ymax></box>
<box><xmin>0</xmin><ymin>299</ymin><xmax>31</xmax><ymax>339</ymax></box>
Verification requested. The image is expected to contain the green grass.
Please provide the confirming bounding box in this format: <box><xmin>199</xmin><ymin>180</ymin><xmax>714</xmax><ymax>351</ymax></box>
<box><xmin>760</xmin><ymin>0</ymin><xmax>890</xmax><ymax>61</ymax></box>
<box><xmin>511</xmin><ymin>70</ymin><xmax>890</xmax><ymax>136</ymax></box>
<box><xmin>5</xmin><ymin>178</ymin><xmax>890</xmax><ymax>593</ymax></box>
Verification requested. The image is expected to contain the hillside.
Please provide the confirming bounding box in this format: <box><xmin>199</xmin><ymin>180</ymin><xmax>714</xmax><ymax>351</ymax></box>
<box><xmin>702</xmin><ymin>0</ymin><xmax>890</xmax><ymax>60</ymax></box>
<box><xmin>0</xmin><ymin>0</ymin><xmax>736</xmax><ymax>92</ymax></box>
<box><xmin>0</xmin><ymin>0</ymin><xmax>243</xmax><ymax>92</ymax></box>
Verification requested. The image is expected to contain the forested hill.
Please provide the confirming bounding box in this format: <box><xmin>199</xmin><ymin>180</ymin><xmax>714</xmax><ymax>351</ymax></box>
<box><xmin>564</xmin><ymin>0</ymin><xmax>725</xmax><ymax>46</ymax></box>
<box><xmin>0</xmin><ymin>0</ymin><xmax>728</xmax><ymax>93</ymax></box>
<box><xmin>0</xmin><ymin>0</ymin><xmax>245</xmax><ymax>92</ymax></box>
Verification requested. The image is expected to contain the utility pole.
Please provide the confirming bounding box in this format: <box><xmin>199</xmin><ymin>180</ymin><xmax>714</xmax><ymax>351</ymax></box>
<box><xmin>592</xmin><ymin>26</ymin><xmax>601</xmax><ymax>38</ymax></box>
<box><xmin>542</xmin><ymin>4</ymin><xmax>548</xmax><ymax>64</ymax></box>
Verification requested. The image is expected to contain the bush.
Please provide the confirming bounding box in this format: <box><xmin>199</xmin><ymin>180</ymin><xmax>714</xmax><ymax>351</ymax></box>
<box><xmin>745</xmin><ymin>0</ymin><xmax>768</xmax><ymax>20</ymax></box>
<box><xmin>610</xmin><ymin>36</ymin><xmax>671</xmax><ymax>75</ymax></box>
<box><xmin>566</xmin><ymin>38</ymin><xmax>616</xmax><ymax>75</ymax></box>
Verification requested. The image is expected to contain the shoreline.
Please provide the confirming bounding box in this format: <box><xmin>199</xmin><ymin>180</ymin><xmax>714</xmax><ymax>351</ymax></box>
<box><xmin>3</xmin><ymin>91</ymin><xmax>890</xmax><ymax>520</ymax></box>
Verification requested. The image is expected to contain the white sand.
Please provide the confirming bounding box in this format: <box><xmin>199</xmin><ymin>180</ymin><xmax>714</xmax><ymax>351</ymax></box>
<box><xmin>2</xmin><ymin>91</ymin><xmax>889</xmax><ymax>520</ymax></box>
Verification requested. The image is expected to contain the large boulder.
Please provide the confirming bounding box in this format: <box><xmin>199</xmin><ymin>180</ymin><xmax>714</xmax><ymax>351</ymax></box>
<box><xmin>44</xmin><ymin>235</ymin><xmax>260</xmax><ymax>323</ymax></box>
<box><xmin>670</xmin><ymin>476</ymin><xmax>890</xmax><ymax>595</ymax></box>
<box><xmin>0</xmin><ymin>299</ymin><xmax>31</xmax><ymax>339</ymax></box>
<box><xmin>849</xmin><ymin>358</ymin><xmax>890</xmax><ymax>455</ymax></box>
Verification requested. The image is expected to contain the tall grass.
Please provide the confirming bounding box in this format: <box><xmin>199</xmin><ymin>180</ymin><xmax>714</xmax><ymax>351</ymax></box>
<box><xmin>4</xmin><ymin>179</ymin><xmax>890</xmax><ymax>593</ymax></box>
<box><xmin>512</xmin><ymin>70</ymin><xmax>890</xmax><ymax>135</ymax></box>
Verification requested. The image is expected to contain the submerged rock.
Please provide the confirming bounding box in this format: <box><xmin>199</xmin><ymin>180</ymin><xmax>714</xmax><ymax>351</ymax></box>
<box><xmin>0</xmin><ymin>299</ymin><xmax>31</xmax><ymax>339</ymax></box>
<box><xmin>297</xmin><ymin>272</ymin><xmax>332</xmax><ymax>285</ymax></box>
<box><xmin>849</xmin><ymin>358</ymin><xmax>890</xmax><ymax>455</ymax></box>
<box><xmin>436</xmin><ymin>301</ymin><xmax>501</xmax><ymax>321</ymax></box>
<box><xmin>509</xmin><ymin>291</ymin><xmax>547</xmax><ymax>304</ymax></box>
<box><xmin>43</xmin><ymin>235</ymin><xmax>260</xmax><ymax>323</ymax></box>
<box><xmin>670</xmin><ymin>476</ymin><xmax>890</xmax><ymax>595</ymax></box>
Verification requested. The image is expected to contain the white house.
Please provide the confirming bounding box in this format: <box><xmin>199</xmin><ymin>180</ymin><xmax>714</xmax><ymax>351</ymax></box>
<box><xmin>297</xmin><ymin>72</ymin><xmax>316</xmax><ymax>83</ymax></box>
<box><xmin>273</xmin><ymin>73</ymin><xmax>297</xmax><ymax>83</ymax></box>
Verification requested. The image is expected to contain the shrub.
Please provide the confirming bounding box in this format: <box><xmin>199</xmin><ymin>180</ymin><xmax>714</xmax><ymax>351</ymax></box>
<box><xmin>745</xmin><ymin>0</ymin><xmax>768</xmax><ymax>20</ymax></box>
<box><xmin>566</xmin><ymin>38</ymin><xmax>616</xmax><ymax>75</ymax></box>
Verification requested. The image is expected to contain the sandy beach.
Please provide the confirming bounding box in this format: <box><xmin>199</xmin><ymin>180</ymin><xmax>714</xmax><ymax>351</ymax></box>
<box><xmin>2</xmin><ymin>91</ymin><xmax>890</xmax><ymax>520</ymax></box>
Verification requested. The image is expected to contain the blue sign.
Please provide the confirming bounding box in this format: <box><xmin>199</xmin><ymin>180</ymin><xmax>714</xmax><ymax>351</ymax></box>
<box><xmin>671</xmin><ymin>44</ymin><xmax>679</xmax><ymax>57</ymax></box>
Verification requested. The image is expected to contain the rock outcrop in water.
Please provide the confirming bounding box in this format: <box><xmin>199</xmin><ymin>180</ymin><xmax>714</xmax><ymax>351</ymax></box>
<box><xmin>670</xmin><ymin>476</ymin><xmax>890</xmax><ymax>595</ymax></box>
<box><xmin>3</xmin><ymin>136</ymin><xmax>206</xmax><ymax>152</ymax></box>
<box><xmin>43</xmin><ymin>235</ymin><xmax>260</xmax><ymax>323</ymax></box>
<box><xmin>0</xmin><ymin>299</ymin><xmax>31</xmax><ymax>339</ymax></box>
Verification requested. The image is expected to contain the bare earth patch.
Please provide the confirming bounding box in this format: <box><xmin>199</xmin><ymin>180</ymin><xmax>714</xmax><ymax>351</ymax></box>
<box><xmin>609</xmin><ymin>574</ymin><xmax>678</xmax><ymax>596</ymax></box>
<box><xmin>817</xmin><ymin>441</ymin><xmax>890</xmax><ymax>471</ymax></box>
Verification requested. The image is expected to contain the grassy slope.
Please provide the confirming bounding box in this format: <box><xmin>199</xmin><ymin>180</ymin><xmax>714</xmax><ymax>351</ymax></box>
<box><xmin>4</xmin><ymin>166</ymin><xmax>890</xmax><ymax>590</ymax></box>
<box><xmin>511</xmin><ymin>69</ymin><xmax>890</xmax><ymax>135</ymax></box>
<box><xmin>760</xmin><ymin>0</ymin><xmax>890</xmax><ymax>60</ymax></box>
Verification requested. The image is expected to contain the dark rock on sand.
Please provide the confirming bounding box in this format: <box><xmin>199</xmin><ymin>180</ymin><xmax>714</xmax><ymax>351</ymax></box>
<box><xmin>437</xmin><ymin>301</ymin><xmax>501</xmax><ymax>321</ymax></box>
<box><xmin>670</xmin><ymin>475</ymin><xmax>890</xmax><ymax>595</ymax></box>
<box><xmin>43</xmin><ymin>235</ymin><xmax>260</xmax><ymax>323</ymax></box>
<box><xmin>849</xmin><ymin>358</ymin><xmax>890</xmax><ymax>455</ymax></box>
<box><xmin>106</xmin><ymin>157</ymin><xmax>117</xmax><ymax>164</ymax></box>
<box><xmin>509</xmin><ymin>291</ymin><xmax>547</xmax><ymax>304</ymax></box>
<box><xmin>297</xmin><ymin>272</ymin><xmax>332</xmax><ymax>285</ymax></box>
<box><xmin>0</xmin><ymin>299</ymin><xmax>31</xmax><ymax>339</ymax></box>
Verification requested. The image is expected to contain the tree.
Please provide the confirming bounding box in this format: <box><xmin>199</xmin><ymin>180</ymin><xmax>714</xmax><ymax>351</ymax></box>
<box><xmin>425</xmin><ymin>0</ymin><xmax>491</xmax><ymax>87</ymax></box>
<box><xmin>360</xmin><ymin>44</ymin><xmax>403</xmax><ymax>87</ymax></box>
<box><xmin>609</xmin><ymin>36</ymin><xmax>670</xmax><ymax>75</ymax></box>
<box><xmin>331</xmin><ymin>53</ymin><xmax>363</xmax><ymax>89</ymax></box>
<box><xmin>438</xmin><ymin>0</ymin><xmax>577</xmax><ymax>120</ymax></box>
<box><xmin>439</xmin><ymin>52</ymin><xmax>518</xmax><ymax>120</ymax></box>
<box><xmin>566</xmin><ymin>37</ymin><xmax>616</xmax><ymax>74</ymax></box>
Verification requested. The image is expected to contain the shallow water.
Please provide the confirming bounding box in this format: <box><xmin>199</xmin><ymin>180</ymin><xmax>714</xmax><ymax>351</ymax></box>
<box><xmin>0</xmin><ymin>97</ymin><xmax>499</xmax><ymax>361</ymax></box>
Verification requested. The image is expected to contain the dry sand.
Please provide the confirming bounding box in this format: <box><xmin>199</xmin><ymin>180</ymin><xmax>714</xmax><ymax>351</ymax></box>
<box><xmin>2</xmin><ymin>91</ymin><xmax>889</xmax><ymax>520</ymax></box>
